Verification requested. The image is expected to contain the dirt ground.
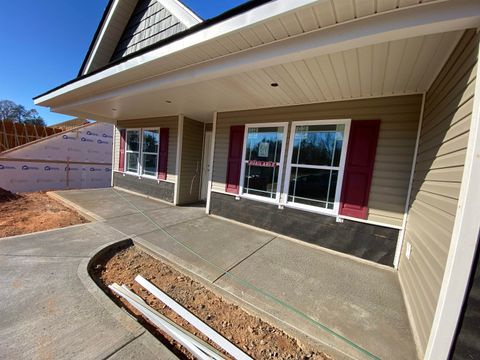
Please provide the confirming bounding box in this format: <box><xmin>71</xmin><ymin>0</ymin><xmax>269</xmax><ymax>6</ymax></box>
<box><xmin>0</xmin><ymin>188</ymin><xmax>88</xmax><ymax>238</ymax></box>
<box><xmin>92</xmin><ymin>245</ymin><xmax>332</xmax><ymax>360</ymax></box>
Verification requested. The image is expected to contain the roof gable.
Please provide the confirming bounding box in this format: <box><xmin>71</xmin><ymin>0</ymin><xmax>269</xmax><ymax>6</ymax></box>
<box><xmin>80</xmin><ymin>0</ymin><xmax>201</xmax><ymax>75</ymax></box>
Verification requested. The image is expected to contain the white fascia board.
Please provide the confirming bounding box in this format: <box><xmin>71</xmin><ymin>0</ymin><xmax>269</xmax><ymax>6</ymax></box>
<box><xmin>160</xmin><ymin>0</ymin><xmax>202</xmax><ymax>28</ymax></box>
<box><xmin>34</xmin><ymin>0</ymin><xmax>320</xmax><ymax>105</ymax></box>
<box><xmin>424</xmin><ymin>33</ymin><xmax>480</xmax><ymax>360</ymax></box>
<box><xmin>83</xmin><ymin>0</ymin><xmax>120</xmax><ymax>76</ymax></box>
<box><xmin>50</xmin><ymin>0</ymin><xmax>480</xmax><ymax>113</ymax></box>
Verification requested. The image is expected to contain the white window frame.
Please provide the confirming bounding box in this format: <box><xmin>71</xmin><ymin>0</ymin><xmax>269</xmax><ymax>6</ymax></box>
<box><xmin>239</xmin><ymin>122</ymin><xmax>288</xmax><ymax>204</ymax></box>
<box><xmin>124</xmin><ymin>127</ymin><xmax>160</xmax><ymax>178</ymax></box>
<box><xmin>140</xmin><ymin>127</ymin><xmax>160</xmax><ymax>179</ymax></box>
<box><xmin>282</xmin><ymin>119</ymin><xmax>351</xmax><ymax>216</ymax></box>
<box><xmin>125</xmin><ymin>128</ymin><xmax>141</xmax><ymax>175</ymax></box>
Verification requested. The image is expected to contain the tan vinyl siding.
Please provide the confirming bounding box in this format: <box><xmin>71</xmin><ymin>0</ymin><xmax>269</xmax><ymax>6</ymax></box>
<box><xmin>399</xmin><ymin>29</ymin><xmax>478</xmax><ymax>355</ymax></box>
<box><xmin>178</xmin><ymin>117</ymin><xmax>204</xmax><ymax>204</ymax></box>
<box><xmin>212</xmin><ymin>95</ymin><xmax>422</xmax><ymax>227</ymax></box>
<box><xmin>115</xmin><ymin>116</ymin><xmax>178</xmax><ymax>182</ymax></box>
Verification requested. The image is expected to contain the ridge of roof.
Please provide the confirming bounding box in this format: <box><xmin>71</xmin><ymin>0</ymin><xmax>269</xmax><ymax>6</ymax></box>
<box><xmin>37</xmin><ymin>0</ymin><xmax>271</xmax><ymax>101</ymax></box>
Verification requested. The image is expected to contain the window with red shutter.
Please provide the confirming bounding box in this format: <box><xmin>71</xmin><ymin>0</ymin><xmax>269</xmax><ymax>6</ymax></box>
<box><xmin>225</xmin><ymin>125</ymin><xmax>245</xmax><ymax>194</ymax></box>
<box><xmin>339</xmin><ymin>120</ymin><xmax>380</xmax><ymax>219</ymax></box>
<box><xmin>158</xmin><ymin>128</ymin><xmax>169</xmax><ymax>180</ymax></box>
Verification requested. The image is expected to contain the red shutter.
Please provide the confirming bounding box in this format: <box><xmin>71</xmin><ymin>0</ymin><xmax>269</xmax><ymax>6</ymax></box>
<box><xmin>339</xmin><ymin>120</ymin><xmax>380</xmax><ymax>219</ymax></box>
<box><xmin>119</xmin><ymin>129</ymin><xmax>126</xmax><ymax>172</ymax></box>
<box><xmin>158</xmin><ymin>128</ymin><xmax>169</xmax><ymax>180</ymax></box>
<box><xmin>225</xmin><ymin>125</ymin><xmax>245</xmax><ymax>194</ymax></box>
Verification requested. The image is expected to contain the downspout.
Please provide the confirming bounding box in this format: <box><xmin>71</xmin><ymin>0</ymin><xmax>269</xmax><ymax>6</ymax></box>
<box><xmin>393</xmin><ymin>93</ymin><xmax>426</xmax><ymax>269</ymax></box>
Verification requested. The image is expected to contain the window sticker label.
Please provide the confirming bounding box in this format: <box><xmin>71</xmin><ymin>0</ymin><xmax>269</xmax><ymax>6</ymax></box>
<box><xmin>258</xmin><ymin>142</ymin><xmax>269</xmax><ymax>157</ymax></box>
<box><xmin>248</xmin><ymin>160</ymin><xmax>278</xmax><ymax>167</ymax></box>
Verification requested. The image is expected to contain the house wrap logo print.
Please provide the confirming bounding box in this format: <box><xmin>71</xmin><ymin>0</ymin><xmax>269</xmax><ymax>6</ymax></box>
<box><xmin>62</xmin><ymin>135</ymin><xmax>76</xmax><ymax>140</ymax></box>
<box><xmin>0</xmin><ymin>164</ymin><xmax>16</xmax><ymax>170</ymax></box>
<box><xmin>44</xmin><ymin>166</ymin><xmax>60</xmax><ymax>171</ymax></box>
<box><xmin>81</xmin><ymin>137</ymin><xmax>94</xmax><ymax>142</ymax></box>
<box><xmin>21</xmin><ymin>165</ymin><xmax>39</xmax><ymax>170</ymax></box>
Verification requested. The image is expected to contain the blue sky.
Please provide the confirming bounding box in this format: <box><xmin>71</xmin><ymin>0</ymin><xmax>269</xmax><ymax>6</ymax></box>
<box><xmin>0</xmin><ymin>0</ymin><xmax>247</xmax><ymax>125</ymax></box>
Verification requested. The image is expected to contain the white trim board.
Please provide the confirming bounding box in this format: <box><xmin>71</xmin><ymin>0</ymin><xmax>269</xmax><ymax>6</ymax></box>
<box><xmin>394</xmin><ymin>92</ymin><xmax>426</xmax><ymax>269</ymax></box>
<box><xmin>424</xmin><ymin>37</ymin><xmax>480</xmax><ymax>360</ymax></box>
<box><xmin>159</xmin><ymin>0</ymin><xmax>202</xmax><ymax>28</ymax></box>
<box><xmin>83</xmin><ymin>0</ymin><xmax>121</xmax><ymax>75</ymax></box>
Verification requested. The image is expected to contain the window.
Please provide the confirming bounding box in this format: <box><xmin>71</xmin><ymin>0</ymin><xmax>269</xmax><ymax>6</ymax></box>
<box><xmin>124</xmin><ymin>128</ymin><xmax>160</xmax><ymax>177</ymax></box>
<box><xmin>240</xmin><ymin>124</ymin><xmax>287</xmax><ymax>201</ymax></box>
<box><xmin>125</xmin><ymin>129</ymin><xmax>140</xmax><ymax>173</ymax></box>
<box><xmin>284</xmin><ymin>120</ymin><xmax>350</xmax><ymax>214</ymax></box>
<box><xmin>141</xmin><ymin>129</ymin><xmax>159</xmax><ymax>176</ymax></box>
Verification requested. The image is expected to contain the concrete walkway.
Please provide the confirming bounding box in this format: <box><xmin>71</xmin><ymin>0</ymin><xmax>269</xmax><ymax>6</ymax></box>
<box><xmin>0</xmin><ymin>221</ymin><xmax>177</xmax><ymax>360</ymax></box>
<box><xmin>53</xmin><ymin>188</ymin><xmax>418</xmax><ymax>360</ymax></box>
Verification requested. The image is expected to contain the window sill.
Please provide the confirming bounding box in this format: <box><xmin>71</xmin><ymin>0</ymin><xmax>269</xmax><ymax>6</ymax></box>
<box><xmin>240</xmin><ymin>193</ymin><xmax>280</xmax><ymax>206</ymax></box>
<box><xmin>282</xmin><ymin>201</ymin><xmax>338</xmax><ymax>217</ymax></box>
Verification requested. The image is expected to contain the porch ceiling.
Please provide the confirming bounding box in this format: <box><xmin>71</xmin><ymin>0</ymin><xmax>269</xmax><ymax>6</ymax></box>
<box><xmin>54</xmin><ymin>30</ymin><xmax>463</xmax><ymax>122</ymax></box>
<box><xmin>35</xmin><ymin>0</ymin><xmax>480</xmax><ymax>122</ymax></box>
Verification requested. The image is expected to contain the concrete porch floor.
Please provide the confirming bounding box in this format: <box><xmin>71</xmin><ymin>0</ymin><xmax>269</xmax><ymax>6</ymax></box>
<box><xmin>54</xmin><ymin>187</ymin><xmax>417</xmax><ymax>360</ymax></box>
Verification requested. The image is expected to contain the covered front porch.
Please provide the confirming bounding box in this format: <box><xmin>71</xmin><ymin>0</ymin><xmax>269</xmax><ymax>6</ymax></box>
<box><xmin>54</xmin><ymin>187</ymin><xmax>416</xmax><ymax>359</ymax></box>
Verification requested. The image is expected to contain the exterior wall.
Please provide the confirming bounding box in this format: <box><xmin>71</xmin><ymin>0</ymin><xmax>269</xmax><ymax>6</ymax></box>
<box><xmin>210</xmin><ymin>192</ymin><xmax>399</xmax><ymax>265</ymax></box>
<box><xmin>0</xmin><ymin>122</ymin><xmax>113</xmax><ymax>193</ymax></box>
<box><xmin>113</xmin><ymin>172</ymin><xmax>174</xmax><ymax>202</ymax></box>
<box><xmin>212</xmin><ymin>95</ymin><xmax>422</xmax><ymax>228</ymax></box>
<box><xmin>114</xmin><ymin>116</ymin><xmax>178</xmax><ymax>182</ymax></box>
<box><xmin>398</xmin><ymin>29</ymin><xmax>479</xmax><ymax>355</ymax></box>
<box><xmin>177</xmin><ymin>117</ymin><xmax>204</xmax><ymax>205</ymax></box>
<box><xmin>111</xmin><ymin>0</ymin><xmax>187</xmax><ymax>61</ymax></box>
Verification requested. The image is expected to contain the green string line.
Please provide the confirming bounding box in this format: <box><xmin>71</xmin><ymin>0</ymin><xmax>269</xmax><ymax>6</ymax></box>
<box><xmin>111</xmin><ymin>189</ymin><xmax>381</xmax><ymax>360</ymax></box>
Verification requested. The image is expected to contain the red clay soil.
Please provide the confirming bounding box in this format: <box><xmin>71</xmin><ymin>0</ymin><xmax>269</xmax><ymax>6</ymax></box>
<box><xmin>92</xmin><ymin>246</ymin><xmax>332</xmax><ymax>360</ymax></box>
<box><xmin>0</xmin><ymin>188</ymin><xmax>88</xmax><ymax>238</ymax></box>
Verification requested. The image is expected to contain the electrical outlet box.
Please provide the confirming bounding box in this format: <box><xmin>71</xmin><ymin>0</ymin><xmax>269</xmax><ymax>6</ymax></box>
<box><xmin>406</xmin><ymin>242</ymin><xmax>412</xmax><ymax>260</ymax></box>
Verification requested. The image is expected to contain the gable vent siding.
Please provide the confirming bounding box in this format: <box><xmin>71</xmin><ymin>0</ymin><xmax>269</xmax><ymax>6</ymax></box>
<box><xmin>111</xmin><ymin>0</ymin><xmax>187</xmax><ymax>61</ymax></box>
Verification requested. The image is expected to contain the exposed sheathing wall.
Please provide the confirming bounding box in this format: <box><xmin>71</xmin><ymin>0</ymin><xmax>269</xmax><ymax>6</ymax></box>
<box><xmin>399</xmin><ymin>29</ymin><xmax>478</xmax><ymax>355</ymax></box>
<box><xmin>178</xmin><ymin>117</ymin><xmax>203</xmax><ymax>204</ymax></box>
<box><xmin>212</xmin><ymin>95</ymin><xmax>422</xmax><ymax>227</ymax></box>
<box><xmin>115</xmin><ymin>116</ymin><xmax>178</xmax><ymax>182</ymax></box>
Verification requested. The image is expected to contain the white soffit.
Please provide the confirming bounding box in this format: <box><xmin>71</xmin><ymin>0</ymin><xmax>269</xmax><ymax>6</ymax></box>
<box><xmin>52</xmin><ymin>31</ymin><xmax>463</xmax><ymax>122</ymax></box>
<box><xmin>37</xmin><ymin>0</ymin><xmax>472</xmax><ymax>107</ymax></box>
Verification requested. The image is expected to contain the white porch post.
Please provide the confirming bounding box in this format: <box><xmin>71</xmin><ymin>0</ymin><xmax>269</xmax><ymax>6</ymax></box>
<box><xmin>205</xmin><ymin>112</ymin><xmax>217</xmax><ymax>214</ymax></box>
<box><xmin>424</xmin><ymin>39</ymin><xmax>480</xmax><ymax>360</ymax></box>
<box><xmin>111</xmin><ymin>121</ymin><xmax>117</xmax><ymax>187</ymax></box>
<box><xmin>174</xmin><ymin>114</ymin><xmax>184</xmax><ymax>205</ymax></box>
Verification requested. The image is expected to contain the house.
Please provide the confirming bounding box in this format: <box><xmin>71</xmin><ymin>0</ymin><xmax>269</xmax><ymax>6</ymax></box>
<box><xmin>34</xmin><ymin>0</ymin><xmax>480</xmax><ymax>358</ymax></box>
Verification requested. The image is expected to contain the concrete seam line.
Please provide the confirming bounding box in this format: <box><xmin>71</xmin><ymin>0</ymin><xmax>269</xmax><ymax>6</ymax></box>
<box><xmin>0</xmin><ymin>253</ymin><xmax>89</xmax><ymax>259</ymax></box>
<box><xmin>102</xmin><ymin>330</ymin><xmax>146</xmax><ymax>360</ymax></box>
<box><xmin>109</xmin><ymin>283</ymin><xmax>222</xmax><ymax>360</ymax></box>
<box><xmin>136</xmin><ymin>275</ymin><xmax>253</xmax><ymax>360</ymax></box>
<box><xmin>211</xmin><ymin>236</ymin><xmax>278</xmax><ymax>284</ymax></box>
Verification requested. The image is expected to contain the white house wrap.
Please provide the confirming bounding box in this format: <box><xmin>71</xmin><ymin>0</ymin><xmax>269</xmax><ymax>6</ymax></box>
<box><xmin>0</xmin><ymin>122</ymin><xmax>113</xmax><ymax>193</ymax></box>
